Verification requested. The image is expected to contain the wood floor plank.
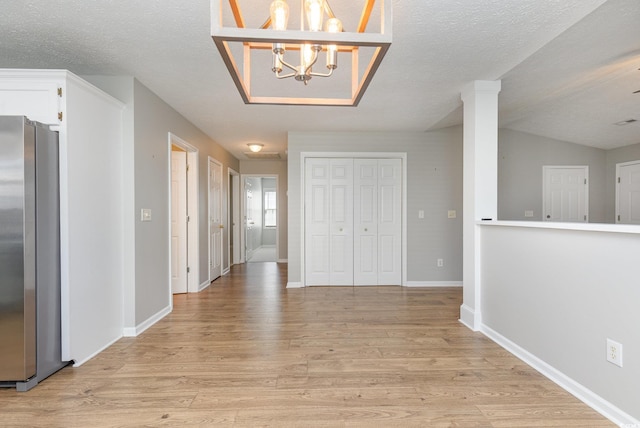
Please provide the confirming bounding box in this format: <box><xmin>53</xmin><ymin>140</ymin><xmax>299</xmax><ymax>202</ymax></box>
<box><xmin>0</xmin><ymin>263</ymin><xmax>614</xmax><ymax>426</ymax></box>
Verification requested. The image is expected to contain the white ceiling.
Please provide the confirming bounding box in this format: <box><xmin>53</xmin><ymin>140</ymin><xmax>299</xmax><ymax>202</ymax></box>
<box><xmin>1</xmin><ymin>0</ymin><xmax>638</xmax><ymax>158</ymax></box>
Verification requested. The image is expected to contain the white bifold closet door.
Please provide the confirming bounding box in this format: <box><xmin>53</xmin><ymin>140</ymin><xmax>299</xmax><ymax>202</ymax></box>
<box><xmin>305</xmin><ymin>158</ymin><xmax>354</xmax><ymax>286</ymax></box>
<box><xmin>354</xmin><ymin>159</ymin><xmax>402</xmax><ymax>285</ymax></box>
<box><xmin>305</xmin><ymin>157</ymin><xmax>401</xmax><ymax>286</ymax></box>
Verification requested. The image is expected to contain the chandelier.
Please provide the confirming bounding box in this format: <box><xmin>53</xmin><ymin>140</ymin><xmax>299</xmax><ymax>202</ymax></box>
<box><xmin>211</xmin><ymin>0</ymin><xmax>392</xmax><ymax>106</ymax></box>
<box><xmin>269</xmin><ymin>0</ymin><xmax>342</xmax><ymax>85</ymax></box>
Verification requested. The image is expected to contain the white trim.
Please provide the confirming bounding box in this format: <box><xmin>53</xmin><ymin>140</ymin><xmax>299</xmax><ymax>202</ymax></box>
<box><xmin>477</xmin><ymin>220</ymin><xmax>640</xmax><ymax>234</ymax></box>
<box><xmin>299</xmin><ymin>152</ymin><xmax>408</xmax><ymax>287</ymax></box>
<box><xmin>122</xmin><ymin>304</ymin><xmax>172</xmax><ymax>338</ymax></box>
<box><xmin>208</xmin><ymin>156</ymin><xmax>224</xmax><ymax>283</ymax></box>
<box><xmin>222</xmin><ymin>267</ymin><xmax>230</xmax><ymax>275</ymax></box>
<box><xmin>277</xmin><ymin>258</ymin><xmax>288</xmax><ymax>263</ymax></box>
<box><xmin>458</xmin><ymin>304</ymin><xmax>477</xmax><ymax>331</ymax></box>
<box><xmin>405</xmin><ymin>281</ymin><xmax>462</xmax><ymax>287</ymax></box>
<box><xmin>241</xmin><ymin>174</ymin><xmax>279</xmax><ymax>264</ymax></box>
<box><xmin>286</xmin><ymin>282</ymin><xmax>303</xmax><ymax>289</ymax></box>
<box><xmin>199</xmin><ymin>280</ymin><xmax>211</xmax><ymax>292</ymax></box>
<box><xmin>227</xmin><ymin>167</ymin><xmax>240</xmax><ymax>268</ymax></box>
<box><xmin>168</xmin><ymin>134</ymin><xmax>200</xmax><ymax>294</ymax></box>
<box><xmin>71</xmin><ymin>334</ymin><xmax>122</xmax><ymax>367</ymax></box>
<box><xmin>481</xmin><ymin>324</ymin><xmax>640</xmax><ymax>427</ymax></box>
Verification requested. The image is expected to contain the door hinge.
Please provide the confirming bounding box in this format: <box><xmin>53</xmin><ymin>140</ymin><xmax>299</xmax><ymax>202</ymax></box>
<box><xmin>187</xmin><ymin>267</ymin><xmax>190</xmax><ymax>273</ymax></box>
<box><xmin>187</xmin><ymin>215</ymin><xmax>190</xmax><ymax>222</ymax></box>
<box><xmin>618</xmin><ymin>177</ymin><xmax>621</xmax><ymax>183</ymax></box>
<box><xmin>584</xmin><ymin>214</ymin><xmax>587</xmax><ymax>221</ymax></box>
<box><xmin>187</xmin><ymin>164</ymin><xmax>190</xmax><ymax>172</ymax></box>
<box><xmin>58</xmin><ymin>112</ymin><xmax>63</xmax><ymax>121</ymax></box>
<box><xmin>584</xmin><ymin>178</ymin><xmax>587</xmax><ymax>185</ymax></box>
<box><xmin>618</xmin><ymin>214</ymin><xmax>621</xmax><ymax>221</ymax></box>
<box><xmin>57</xmin><ymin>87</ymin><xmax>63</xmax><ymax>97</ymax></box>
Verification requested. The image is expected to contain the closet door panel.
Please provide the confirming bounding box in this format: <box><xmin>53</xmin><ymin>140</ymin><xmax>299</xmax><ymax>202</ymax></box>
<box><xmin>329</xmin><ymin>159</ymin><xmax>354</xmax><ymax>285</ymax></box>
<box><xmin>354</xmin><ymin>159</ymin><xmax>378</xmax><ymax>285</ymax></box>
<box><xmin>377</xmin><ymin>159</ymin><xmax>402</xmax><ymax>285</ymax></box>
<box><xmin>305</xmin><ymin>159</ymin><xmax>330</xmax><ymax>285</ymax></box>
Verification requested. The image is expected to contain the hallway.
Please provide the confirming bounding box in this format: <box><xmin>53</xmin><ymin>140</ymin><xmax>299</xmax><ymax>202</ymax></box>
<box><xmin>0</xmin><ymin>263</ymin><xmax>612</xmax><ymax>426</ymax></box>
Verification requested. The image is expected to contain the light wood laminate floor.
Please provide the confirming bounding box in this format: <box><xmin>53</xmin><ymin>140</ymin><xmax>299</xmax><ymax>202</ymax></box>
<box><xmin>0</xmin><ymin>263</ymin><xmax>613</xmax><ymax>427</ymax></box>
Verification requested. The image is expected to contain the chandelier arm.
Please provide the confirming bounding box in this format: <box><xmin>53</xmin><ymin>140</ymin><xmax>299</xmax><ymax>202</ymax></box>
<box><xmin>306</xmin><ymin>47</ymin><xmax>321</xmax><ymax>70</ymax></box>
<box><xmin>275</xmin><ymin>70</ymin><xmax>297</xmax><ymax>79</ymax></box>
<box><xmin>309</xmin><ymin>68</ymin><xmax>334</xmax><ymax>78</ymax></box>
<box><xmin>278</xmin><ymin>54</ymin><xmax>298</xmax><ymax>73</ymax></box>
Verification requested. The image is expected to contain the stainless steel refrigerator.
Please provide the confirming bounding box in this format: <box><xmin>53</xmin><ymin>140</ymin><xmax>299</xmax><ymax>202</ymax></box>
<box><xmin>0</xmin><ymin>116</ymin><xmax>69</xmax><ymax>391</ymax></box>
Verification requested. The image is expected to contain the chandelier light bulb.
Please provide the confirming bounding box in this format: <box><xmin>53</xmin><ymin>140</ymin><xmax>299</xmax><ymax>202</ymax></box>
<box><xmin>304</xmin><ymin>0</ymin><xmax>325</xmax><ymax>32</ymax></box>
<box><xmin>325</xmin><ymin>17</ymin><xmax>342</xmax><ymax>69</ymax></box>
<box><xmin>270</xmin><ymin>0</ymin><xmax>289</xmax><ymax>31</ymax></box>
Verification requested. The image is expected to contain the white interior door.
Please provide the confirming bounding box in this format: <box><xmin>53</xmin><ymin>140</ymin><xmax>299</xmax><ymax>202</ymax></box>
<box><xmin>354</xmin><ymin>159</ymin><xmax>378</xmax><ymax>285</ymax></box>
<box><xmin>354</xmin><ymin>159</ymin><xmax>402</xmax><ymax>285</ymax></box>
<box><xmin>329</xmin><ymin>159</ymin><xmax>354</xmax><ymax>285</ymax></box>
<box><xmin>171</xmin><ymin>150</ymin><xmax>187</xmax><ymax>294</ymax></box>
<box><xmin>377</xmin><ymin>159</ymin><xmax>402</xmax><ymax>285</ymax></box>
<box><xmin>543</xmin><ymin>166</ymin><xmax>588</xmax><ymax>222</ymax></box>
<box><xmin>616</xmin><ymin>160</ymin><xmax>640</xmax><ymax>224</ymax></box>
<box><xmin>304</xmin><ymin>158</ymin><xmax>354</xmax><ymax>285</ymax></box>
<box><xmin>305</xmin><ymin>159</ymin><xmax>331</xmax><ymax>285</ymax></box>
<box><xmin>209</xmin><ymin>158</ymin><xmax>222</xmax><ymax>281</ymax></box>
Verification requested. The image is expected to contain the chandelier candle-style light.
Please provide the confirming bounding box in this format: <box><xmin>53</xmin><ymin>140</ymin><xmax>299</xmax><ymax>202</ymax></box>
<box><xmin>211</xmin><ymin>0</ymin><xmax>392</xmax><ymax>106</ymax></box>
<box><xmin>269</xmin><ymin>0</ymin><xmax>342</xmax><ymax>85</ymax></box>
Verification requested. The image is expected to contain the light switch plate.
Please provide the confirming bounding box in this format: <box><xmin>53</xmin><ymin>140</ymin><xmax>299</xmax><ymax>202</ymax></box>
<box><xmin>525</xmin><ymin>210</ymin><xmax>534</xmax><ymax>217</ymax></box>
<box><xmin>447</xmin><ymin>210</ymin><xmax>456</xmax><ymax>219</ymax></box>
<box><xmin>141</xmin><ymin>208</ymin><xmax>152</xmax><ymax>222</ymax></box>
<box><xmin>418</xmin><ymin>210</ymin><xmax>424</xmax><ymax>219</ymax></box>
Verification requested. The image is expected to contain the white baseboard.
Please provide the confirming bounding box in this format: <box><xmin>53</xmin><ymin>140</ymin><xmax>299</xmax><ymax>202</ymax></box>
<box><xmin>222</xmin><ymin>267</ymin><xmax>230</xmax><ymax>275</ymax></box>
<box><xmin>72</xmin><ymin>334</ymin><xmax>122</xmax><ymax>367</ymax></box>
<box><xmin>122</xmin><ymin>304</ymin><xmax>172</xmax><ymax>338</ymax></box>
<box><xmin>405</xmin><ymin>281</ymin><xmax>462</xmax><ymax>287</ymax></box>
<box><xmin>481</xmin><ymin>324</ymin><xmax>640</xmax><ymax>426</ymax></box>
<box><xmin>286</xmin><ymin>281</ymin><xmax>303</xmax><ymax>288</ymax></box>
<box><xmin>459</xmin><ymin>304</ymin><xmax>478</xmax><ymax>331</ymax></box>
<box><xmin>198</xmin><ymin>280</ymin><xmax>211</xmax><ymax>292</ymax></box>
<box><xmin>277</xmin><ymin>259</ymin><xmax>288</xmax><ymax>263</ymax></box>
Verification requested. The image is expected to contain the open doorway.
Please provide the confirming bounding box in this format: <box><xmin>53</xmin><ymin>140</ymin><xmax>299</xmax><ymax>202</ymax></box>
<box><xmin>242</xmin><ymin>175</ymin><xmax>278</xmax><ymax>263</ymax></box>
<box><xmin>228</xmin><ymin>168</ymin><xmax>240</xmax><ymax>269</ymax></box>
<box><xmin>169</xmin><ymin>133</ymin><xmax>198</xmax><ymax>294</ymax></box>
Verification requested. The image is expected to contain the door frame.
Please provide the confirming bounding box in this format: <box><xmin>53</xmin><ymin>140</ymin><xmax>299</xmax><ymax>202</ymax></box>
<box><xmin>616</xmin><ymin>159</ymin><xmax>640</xmax><ymax>224</ymax></box>
<box><xmin>228</xmin><ymin>168</ymin><xmax>241</xmax><ymax>268</ymax></box>
<box><xmin>240</xmin><ymin>174</ymin><xmax>279</xmax><ymax>264</ymax></box>
<box><xmin>299</xmin><ymin>152</ymin><xmax>407</xmax><ymax>287</ymax></box>
<box><xmin>542</xmin><ymin>165</ymin><xmax>589</xmax><ymax>222</ymax></box>
<box><xmin>208</xmin><ymin>156</ymin><xmax>224</xmax><ymax>281</ymax></box>
<box><xmin>167</xmin><ymin>133</ymin><xmax>199</xmax><ymax>294</ymax></box>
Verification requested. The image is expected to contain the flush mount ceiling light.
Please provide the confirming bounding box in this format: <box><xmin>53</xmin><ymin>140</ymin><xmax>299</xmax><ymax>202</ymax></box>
<box><xmin>211</xmin><ymin>0</ymin><xmax>392</xmax><ymax>106</ymax></box>
<box><xmin>247</xmin><ymin>143</ymin><xmax>264</xmax><ymax>152</ymax></box>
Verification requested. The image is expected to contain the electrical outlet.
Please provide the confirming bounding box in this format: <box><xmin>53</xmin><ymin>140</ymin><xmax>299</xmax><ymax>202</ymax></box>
<box><xmin>437</xmin><ymin>258</ymin><xmax>443</xmax><ymax>267</ymax></box>
<box><xmin>524</xmin><ymin>210</ymin><xmax>534</xmax><ymax>217</ymax></box>
<box><xmin>606</xmin><ymin>338</ymin><xmax>623</xmax><ymax>367</ymax></box>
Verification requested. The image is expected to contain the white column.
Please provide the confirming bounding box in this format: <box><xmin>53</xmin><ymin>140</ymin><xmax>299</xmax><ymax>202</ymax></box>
<box><xmin>459</xmin><ymin>80</ymin><xmax>501</xmax><ymax>331</ymax></box>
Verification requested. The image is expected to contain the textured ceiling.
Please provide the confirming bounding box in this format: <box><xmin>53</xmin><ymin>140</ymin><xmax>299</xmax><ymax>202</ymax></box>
<box><xmin>0</xmin><ymin>0</ymin><xmax>638</xmax><ymax>157</ymax></box>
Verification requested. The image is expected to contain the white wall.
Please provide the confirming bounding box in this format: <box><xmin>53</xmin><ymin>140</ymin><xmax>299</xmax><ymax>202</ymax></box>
<box><xmin>85</xmin><ymin>76</ymin><xmax>239</xmax><ymax>333</ymax></box>
<box><xmin>480</xmin><ymin>223</ymin><xmax>640</xmax><ymax>422</ymax></box>
<box><xmin>287</xmin><ymin>129</ymin><xmax>463</xmax><ymax>285</ymax></box>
